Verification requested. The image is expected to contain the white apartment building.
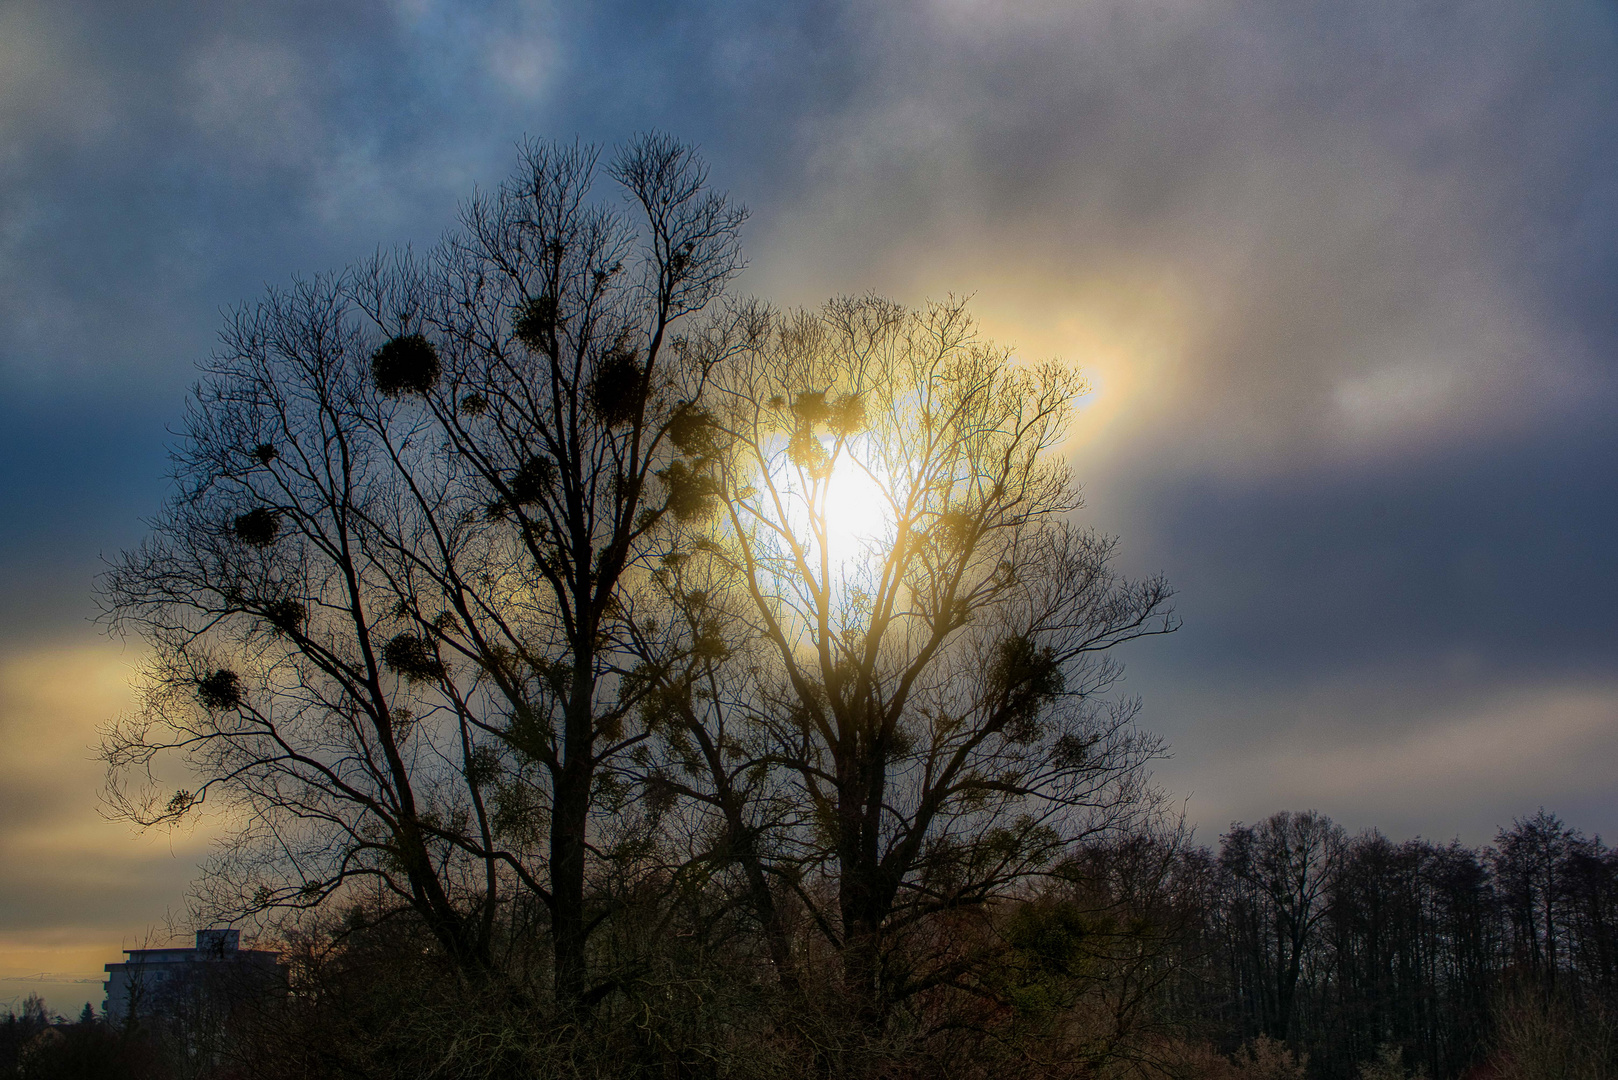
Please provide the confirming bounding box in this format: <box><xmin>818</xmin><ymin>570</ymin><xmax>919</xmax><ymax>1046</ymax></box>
<box><xmin>103</xmin><ymin>929</ymin><xmax>284</xmax><ymax>1024</ymax></box>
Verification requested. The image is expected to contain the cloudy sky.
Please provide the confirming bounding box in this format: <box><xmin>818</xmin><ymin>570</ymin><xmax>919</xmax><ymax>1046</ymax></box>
<box><xmin>2</xmin><ymin>0</ymin><xmax>1615</xmax><ymax>1013</ymax></box>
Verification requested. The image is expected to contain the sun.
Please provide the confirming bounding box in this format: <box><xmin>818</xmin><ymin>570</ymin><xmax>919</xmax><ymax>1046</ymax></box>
<box><xmin>767</xmin><ymin>435</ymin><xmax>894</xmax><ymax>579</ymax></box>
<box><xmin>818</xmin><ymin>446</ymin><xmax>892</xmax><ymax>572</ymax></box>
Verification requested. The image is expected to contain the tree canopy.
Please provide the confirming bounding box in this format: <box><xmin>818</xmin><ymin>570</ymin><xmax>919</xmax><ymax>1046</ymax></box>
<box><xmin>100</xmin><ymin>134</ymin><xmax>1177</xmax><ymax>1072</ymax></box>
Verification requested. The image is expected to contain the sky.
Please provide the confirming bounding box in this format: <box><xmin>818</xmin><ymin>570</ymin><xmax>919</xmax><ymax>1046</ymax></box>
<box><xmin>2</xmin><ymin>0</ymin><xmax>1616</xmax><ymax>1015</ymax></box>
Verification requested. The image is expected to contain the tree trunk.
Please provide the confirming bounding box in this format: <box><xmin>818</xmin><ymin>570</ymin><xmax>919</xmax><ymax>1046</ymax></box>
<box><xmin>729</xmin><ymin>813</ymin><xmax>800</xmax><ymax>991</ymax></box>
<box><xmin>550</xmin><ymin>658</ymin><xmax>595</xmax><ymax>1012</ymax></box>
<box><xmin>837</xmin><ymin>758</ymin><xmax>887</xmax><ymax>1026</ymax></box>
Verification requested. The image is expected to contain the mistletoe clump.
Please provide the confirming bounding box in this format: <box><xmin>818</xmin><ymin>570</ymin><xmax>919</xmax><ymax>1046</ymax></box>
<box><xmin>233</xmin><ymin>508</ymin><xmax>281</xmax><ymax>547</ymax></box>
<box><xmin>382</xmin><ymin>632</ymin><xmax>447</xmax><ymax>683</ymax></box>
<box><xmin>197</xmin><ymin>669</ymin><xmax>243</xmax><ymax>710</ymax></box>
<box><xmin>667</xmin><ymin>406</ymin><xmax>721</xmax><ymax>460</ymax></box>
<box><xmin>263</xmin><ymin>599</ymin><xmax>307</xmax><ymax>635</ymax></box>
<box><xmin>987</xmin><ymin>635</ymin><xmax>1064</xmax><ymax>744</ymax></box>
<box><xmin>657</xmin><ymin>460</ymin><xmax>719</xmax><ymax>522</ymax></box>
<box><xmin>588</xmin><ymin>343</ymin><xmax>646</xmax><ymax>428</ymax></box>
<box><xmin>513</xmin><ymin>295</ymin><xmax>558</xmax><ymax>351</ymax></box>
<box><xmin>371</xmin><ymin>334</ymin><xmax>441</xmax><ymax>397</ymax></box>
<box><xmin>509</xmin><ymin>455</ymin><xmax>556</xmax><ymax>506</ymax></box>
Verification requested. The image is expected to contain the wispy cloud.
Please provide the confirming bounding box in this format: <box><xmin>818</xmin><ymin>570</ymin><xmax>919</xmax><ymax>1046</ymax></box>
<box><xmin>1167</xmin><ymin>676</ymin><xmax>1618</xmax><ymax>845</ymax></box>
<box><xmin>748</xmin><ymin>0</ymin><xmax>1618</xmax><ymax>468</ymax></box>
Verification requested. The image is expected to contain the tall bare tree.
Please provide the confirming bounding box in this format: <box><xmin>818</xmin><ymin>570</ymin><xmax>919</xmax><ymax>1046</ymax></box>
<box><xmin>646</xmin><ymin>296</ymin><xmax>1175</xmax><ymax>1020</ymax></box>
<box><xmin>101</xmin><ymin>134</ymin><xmax>745</xmax><ymax>1010</ymax></box>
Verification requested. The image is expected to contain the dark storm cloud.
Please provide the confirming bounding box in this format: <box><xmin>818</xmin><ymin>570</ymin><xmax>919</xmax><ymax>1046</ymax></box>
<box><xmin>2</xmin><ymin>0</ymin><xmax>1617</xmax><ymax>993</ymax></box>
<box><xmin>0</xmin><ymin>392</ymin><xmax>163</xmax><ymax>642</ymax></box>
<box><xmin>1116</xmin><ymin>416</ymin><xmax>1618</xmax><ymax>842</ymax></box>
<box><xmin>1138</xmin><ymin>419</ymin><xmax>1618</xmax><ymax>680</ymax></box>
<box><xmin>0</xmin><ymin>0</ymin><xmax>569</xmax><ymax>647</ymax></box>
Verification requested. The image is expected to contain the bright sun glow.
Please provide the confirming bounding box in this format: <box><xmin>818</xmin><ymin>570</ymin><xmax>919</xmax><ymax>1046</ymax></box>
<box><xmin>768</xmin><ymin>437</ymin><xmax>894</xmax><ymax>579</ymax></box>
<box><xmin>821</xmin><ymin>449</ymin><xmax>892</xmax><ymax>571</ymax></box>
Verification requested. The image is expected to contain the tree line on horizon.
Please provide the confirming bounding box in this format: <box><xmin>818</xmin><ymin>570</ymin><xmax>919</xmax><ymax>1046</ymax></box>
<box><xmin>49</xmin><ymin>134</ymin><xmax>1610</xmax><ymax>1079</ymax></box>
<box><xmin>7</xmin><ymin>808</ymin><xmax>1616</xmax><ymax>1079</ymax></box>
<box><xmin>1160</xmin><ymin>807</ymin><xmax>1618</xmax><ymax>1078</ymax></box>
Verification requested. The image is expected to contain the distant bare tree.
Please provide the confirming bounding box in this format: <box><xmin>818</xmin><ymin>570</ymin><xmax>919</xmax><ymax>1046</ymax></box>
<box><xmin>1220</xmin><ymin>810</ymin><xmax>1346</xmax><ymax>1042</ymax></box>
<box><xmin>1492</xmin><ymin>809</ymin><xmax>1581</xmax><ymax>992</ymax></box>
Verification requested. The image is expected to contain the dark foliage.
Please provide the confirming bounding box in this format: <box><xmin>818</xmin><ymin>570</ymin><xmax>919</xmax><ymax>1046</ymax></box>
<box><xmin>262</xmin><ymin>599</ymin><xmax>306</xmax><ymax>635</ymax></box>
<box><xmin>784</xmin><ymin>425</ymin><xmax>830</xmax><ymax>478</ymax></box>
<box><xmin>509</xmin><ymin>454</ymin><xmax>555</xmax><ymax>505</ymax></box>
<box><xmin>232</xmin><ymin>508</ymin><xmax>280</xmax><ymax>547</ymax></box>
<box><xmin>828</xmin><ymin>393</ymin><xmax>864</xmax><ymax>435</ymax></box>
<box><xmin>666</xmin><ymin>405</ymin><xmax>719</xmax><ymax>459</ymax></box>
<box><xmin>370</xmin><ymin>333</ymin><xmax>440</xmax><ymax>396</ymax></box>
<box><xmin>0</xmin><ymin>1003</ymin><xmax>165</xmax><ymax>1080</ymax></box>
<box><xmin>792</xmin><ymin>389</ymin><xmax>830</xmax><ymax>423</ymax></box>
<box><xmin>197</xmin><ymin>669</ymin><xmax>242</xmax><ymax>710</ymax></box>
<box><xmin>1153</xmin><ymin>809</ymin><xmax>1618</xmax><ymax>1079</ymax></box>
<box><xmin>512</xmin><ymin>294</ymin><xmax>558</xmax><ymax>351</ymax></box>
<box><xmin>656</xmin><ymin>459</ymin><xmax>718</xmax><ymax>521</ymax></box>
<box><xmin>380</xmin><ymin>632</ymin><xmax>446</xmax><ymax>683</ymax></box>
<box><xmin>988</xmin><ymin>634</ymin><xmax>1065</xmax><ymax>743</ymax></box>
<box><xmin>587</xmin><ymin>342</ymin><xmax>646</xmax><ymax>427</ymax></box>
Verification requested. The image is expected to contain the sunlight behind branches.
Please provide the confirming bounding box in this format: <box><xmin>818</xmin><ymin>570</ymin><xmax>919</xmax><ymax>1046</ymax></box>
<box><xmin>762</xmin><ymin>433</ymin><xmax>895</xmax><ymax>586</ymax></box>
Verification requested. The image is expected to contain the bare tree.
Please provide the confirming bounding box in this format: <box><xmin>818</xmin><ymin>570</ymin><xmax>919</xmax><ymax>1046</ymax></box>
<box><xmin>1492</xmin><ymin>809</ymin><xmax>1581</xmax><ymax>992</ymax></box>
<box><xmin>1220</xmin><ymin>810</ymin><xmax>1346</xmax><ymax>1042</ymax></box>
<box><xmin>101</xmin><ymin>134</ymin><xmax>745</xmax><ymax>1011</ymax></box>
<box><xmin>621</xmin><ymin>532</ymin><xmax>813</xmax><ymax>990</ymax></box>
<box><xmin>407</xmin><ymin>134</ymin><xmax>746</xmax><ymax>1008</ymax></box>
<box><xmin>644</xmin><ymin>295</ymin><xmax>1176</xmax><ymax>1021</ymax></box>
<box><xmin>101</xmin><ymin>272</ymin><xmax>506</xmax><ymax>976</ymax></box>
